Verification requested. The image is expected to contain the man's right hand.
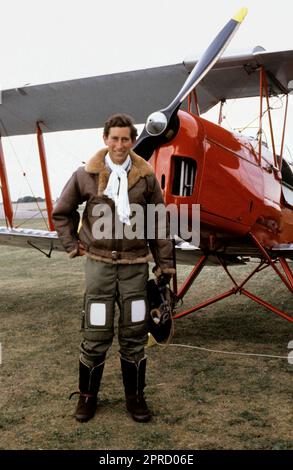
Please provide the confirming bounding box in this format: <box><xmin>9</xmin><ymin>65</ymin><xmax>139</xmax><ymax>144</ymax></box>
<box><xmin>77</xmin><ymin>241</ymin><xmax>86</xmax><ymax>256</ymax></box>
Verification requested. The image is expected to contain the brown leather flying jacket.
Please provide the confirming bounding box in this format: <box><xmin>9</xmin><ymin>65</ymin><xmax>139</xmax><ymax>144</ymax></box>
<box><xmin>52</xmin><ymin>148</ymin><xmax>175</xmax><ymax>275</ymax></box>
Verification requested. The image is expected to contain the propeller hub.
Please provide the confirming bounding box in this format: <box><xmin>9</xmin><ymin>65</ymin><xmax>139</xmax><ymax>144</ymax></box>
<box><xmin>146</xmin><ymin>111</ymin><xmax>168</xmax><ymax>136</ymax></box>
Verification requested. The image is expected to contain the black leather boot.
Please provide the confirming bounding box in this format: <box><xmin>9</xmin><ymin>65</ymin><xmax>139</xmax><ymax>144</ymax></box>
<box><xmin>120</xmin><ymin>356</ymin><xmax>152</xmax><ymax>423</ymax></box>
<box><xmin>72</xmin><ymin>358</ymin><xmax>105</xmax><ymax>422</ymax></box>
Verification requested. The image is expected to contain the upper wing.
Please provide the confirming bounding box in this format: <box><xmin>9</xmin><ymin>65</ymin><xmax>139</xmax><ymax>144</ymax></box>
<box><xmin>0</xmin><ymin>64</ymin><xmax>188</xmax><ymax>136</ymax></box>
<box><xmin>187</xmin><ymin>48</ymin><xmax>293</xmax><ymax>113</ymax></box>
<box><xmin>1</xmin><ymin>48</ymin><xmax>293</xmax><ymax>136</ymax></box>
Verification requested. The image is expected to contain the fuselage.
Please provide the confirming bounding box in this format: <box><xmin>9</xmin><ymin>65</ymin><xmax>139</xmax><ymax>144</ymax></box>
<box><xmin>150</xmin><ymin>110</ymin><xmax>293</xmax><ymax>250</ymax></box>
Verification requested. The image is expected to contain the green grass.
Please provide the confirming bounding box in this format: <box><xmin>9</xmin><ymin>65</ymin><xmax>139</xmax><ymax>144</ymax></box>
<box><xmin>0</xmin><ymin>219</ymin><xmax>293</xmax><ymax>449</ymax></box>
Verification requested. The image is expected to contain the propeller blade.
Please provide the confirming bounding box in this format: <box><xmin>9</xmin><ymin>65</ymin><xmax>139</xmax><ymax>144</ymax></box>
<box><xmin>134</xmin><ymin>7</ymin><xmax>248</xmax><ymax>160</ymax></box>
<box><xmin>168</xmin><ymin>7</ymin><xmax>248</xmax><ymax>109</ymax></box>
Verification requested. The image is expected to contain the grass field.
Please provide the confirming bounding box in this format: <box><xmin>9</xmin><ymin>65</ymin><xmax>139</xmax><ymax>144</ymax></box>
<box><xmin>0</xmin><ymin>219</ymin><xmax>292</xmax><ymax>450</ymax></box>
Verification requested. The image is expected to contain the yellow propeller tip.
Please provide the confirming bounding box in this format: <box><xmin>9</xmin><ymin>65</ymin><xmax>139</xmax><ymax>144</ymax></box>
<box><xmin>233</xmin><ymin>7</ymin><xmax>248</xmax><ymax>23</ymax></box>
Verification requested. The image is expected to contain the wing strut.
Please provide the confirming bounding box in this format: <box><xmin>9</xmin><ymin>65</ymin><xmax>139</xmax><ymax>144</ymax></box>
<box><xmin>36</xmin><ymin>123</ymin><xmax>54</xmax><ymax>231</ymax></box>
<box><xmin>0</xmin><ymin>135</ymin><xmax>13</xmax><ymax>228</ymax></box>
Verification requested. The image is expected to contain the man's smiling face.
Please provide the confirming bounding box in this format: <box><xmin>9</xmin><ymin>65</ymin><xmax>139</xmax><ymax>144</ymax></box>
<box><xmin>103</xmin><ymin>126</ymin><xmax>134</xmax><ymax>165</ymax></box>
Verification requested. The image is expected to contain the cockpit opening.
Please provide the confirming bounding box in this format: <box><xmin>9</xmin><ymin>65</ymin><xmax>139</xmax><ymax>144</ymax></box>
<box><xmin>172</xmin><ymin>156</ymin><xmax>196</xmax><ymax>197</ymax></box>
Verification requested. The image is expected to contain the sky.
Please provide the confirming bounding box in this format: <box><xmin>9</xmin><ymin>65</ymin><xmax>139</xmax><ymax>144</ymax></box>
<box><xmin>1</xmin><ymin>0</ymin><xmax>293</xmax><ymax>202</ymax></box>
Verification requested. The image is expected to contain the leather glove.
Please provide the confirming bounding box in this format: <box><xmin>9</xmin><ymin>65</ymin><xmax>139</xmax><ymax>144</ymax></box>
<box><xmin>157</xmin><ymin>273</ymin><xmax>172</xmax><ymax>288</ymax></box>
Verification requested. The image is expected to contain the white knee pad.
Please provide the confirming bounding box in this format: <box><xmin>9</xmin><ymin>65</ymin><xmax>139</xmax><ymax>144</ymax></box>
<box><xmin>131</xmin><ymin>299</ymin><xmax>146</xmax><ymax>323</ymax></box>
<box><xmin>89</xmin><ymin>303</ymin><xmax>106</xmax><ymax>326</ymax></box>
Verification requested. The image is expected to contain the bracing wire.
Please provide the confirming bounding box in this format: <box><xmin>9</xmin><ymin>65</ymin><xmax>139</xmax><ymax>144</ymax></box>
<box><xmin>157</xmin><ymin>341</ymin><xmax>289</xmax><ymax>360</ymax></box>
<box><xmin>0</xmin><ymin>118</ymin><xmax>49</xmax><ymax>229</ymax></box>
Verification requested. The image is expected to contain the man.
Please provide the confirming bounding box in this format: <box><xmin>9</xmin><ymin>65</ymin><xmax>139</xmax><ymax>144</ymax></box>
<box><xmin>53</xmin><ymin>114</ymin><xmax>175</xmax><ymax>423</ymax></box>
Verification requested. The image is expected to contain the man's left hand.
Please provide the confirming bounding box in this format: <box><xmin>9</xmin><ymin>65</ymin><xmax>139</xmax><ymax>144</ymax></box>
<box><xmin>157</xmin><ymin>273</ymin><xmax>172</xmax><ymax>287</ymax></box>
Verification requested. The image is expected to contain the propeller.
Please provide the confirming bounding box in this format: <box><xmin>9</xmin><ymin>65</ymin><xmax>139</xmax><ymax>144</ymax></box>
<box><xmin>133</xmin><ymin>7</ymin><xmax>248</xmax><ymax>160</ymax></box>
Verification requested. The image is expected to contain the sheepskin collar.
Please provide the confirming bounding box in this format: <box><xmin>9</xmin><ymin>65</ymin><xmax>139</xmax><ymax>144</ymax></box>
<box><xmin>85</xmin><ymin>148</ymin><xmax>154</xmax><ymax>196</ymax></box>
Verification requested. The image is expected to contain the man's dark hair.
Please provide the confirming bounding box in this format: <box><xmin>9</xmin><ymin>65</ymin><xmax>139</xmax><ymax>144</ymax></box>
<box><xmin>103</xmin><ymin>114</ymin><xmax>138</xmax><ymax>141</ymax></box>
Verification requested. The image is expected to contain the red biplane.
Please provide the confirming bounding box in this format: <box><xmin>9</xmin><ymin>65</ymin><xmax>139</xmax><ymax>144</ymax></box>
<box><xmin>0</xmin><ymin>8</ymin><xmax>292</xmax><ymax>322</ymax></box>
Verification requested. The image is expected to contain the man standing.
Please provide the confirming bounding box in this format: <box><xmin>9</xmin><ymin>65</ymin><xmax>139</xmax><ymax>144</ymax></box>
<box><xmin>53</xmin><ymin>114</ymin><xmax>175</xmax><ymax>423</ymax></box>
